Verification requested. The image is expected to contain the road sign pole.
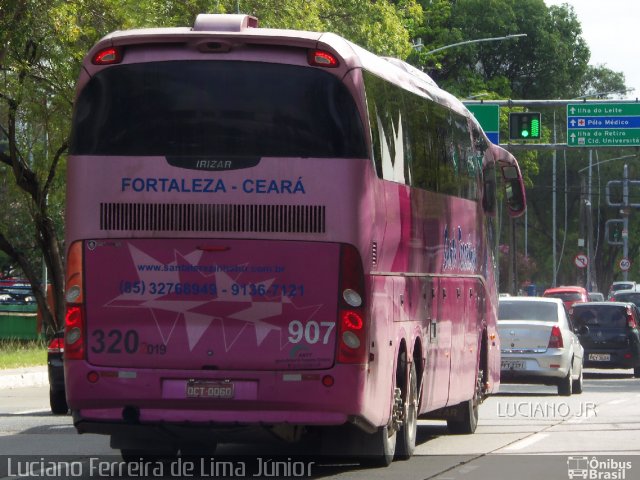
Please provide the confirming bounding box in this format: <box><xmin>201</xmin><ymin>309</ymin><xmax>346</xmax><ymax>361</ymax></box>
<box><xmin>623</xmin><ymin>164</ymin><xmax>629</xmax><ymax>281</ymax></box>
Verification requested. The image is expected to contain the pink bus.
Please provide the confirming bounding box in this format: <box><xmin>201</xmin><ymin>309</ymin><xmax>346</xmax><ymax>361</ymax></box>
<box><xmin>64</xmin><ymin>14</ymin><xmax>526</xmax><ymax>465</ymax></box>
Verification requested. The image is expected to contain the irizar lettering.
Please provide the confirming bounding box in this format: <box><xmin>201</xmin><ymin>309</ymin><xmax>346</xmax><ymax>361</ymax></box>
<box><xmin>195</xmin><ymin>159</ymin><xmax>232</xmax><ymax>169</ymax></box>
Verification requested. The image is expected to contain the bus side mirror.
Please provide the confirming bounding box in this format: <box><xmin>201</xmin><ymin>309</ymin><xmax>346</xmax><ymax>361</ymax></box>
<box><xmin>501</xmin><ymin>166</ymin><xmax>526</xmax><ymax>217</ymax></box>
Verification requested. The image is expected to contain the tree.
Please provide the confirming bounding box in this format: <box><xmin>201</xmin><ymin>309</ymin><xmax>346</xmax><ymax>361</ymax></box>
<box><xmin>413</xmin><ymin>0</ymin><xmax>592</xmax><ymax>100</ymax></box>
<box><xmin>0</xmin><ymin>0</ymin><xmax>126</xmax><ymax>333</ymax></box>
<box><xmin>581</xmin><ymin>65</ymin><xmax>628</xmax><ymax>98</ymax></box>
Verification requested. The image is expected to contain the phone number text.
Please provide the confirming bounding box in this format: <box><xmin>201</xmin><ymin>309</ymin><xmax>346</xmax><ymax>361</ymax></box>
<box><xmin>119</xmin><ymin>281</ymin><xmax>305</xmax><ymax>297</ymax></box>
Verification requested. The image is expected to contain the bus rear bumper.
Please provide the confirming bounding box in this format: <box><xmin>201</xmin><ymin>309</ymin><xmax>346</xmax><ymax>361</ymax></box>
<box><xmin>65</xmin><ymin>362</ymin><xmax>380</xmax><ymax>434</ymax></box>
<box><xmin>73</xmin><ymin>407</ymin><xmax>349</xmax><ymax>428</ymax></box>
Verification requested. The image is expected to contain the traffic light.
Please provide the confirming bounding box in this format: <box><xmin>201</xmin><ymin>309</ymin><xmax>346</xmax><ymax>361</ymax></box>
<box><xmin>509</xmin><ymin>112</ymin><xmax>541</xmax><ymax>140</ymax></box>
<box><xmin>605</xmin><ymin>219</ymin><xmax>624</xmax><ymax>245</ymax></box>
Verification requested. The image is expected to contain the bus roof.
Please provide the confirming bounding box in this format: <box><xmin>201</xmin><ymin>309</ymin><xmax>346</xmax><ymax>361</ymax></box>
<box><xmin>85</xmin><ymin>14</ymin><xmax>471</xmax><ymax>120</ymax></box>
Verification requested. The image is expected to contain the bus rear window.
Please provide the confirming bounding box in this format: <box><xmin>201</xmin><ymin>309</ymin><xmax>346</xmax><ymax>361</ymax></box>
<box><xmin>70</xmin><ymin>61</ymin><xmax>366</xmax><ymax>158</ymax></box>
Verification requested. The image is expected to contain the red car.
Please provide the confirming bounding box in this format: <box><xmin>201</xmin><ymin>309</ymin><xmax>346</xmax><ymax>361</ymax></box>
<box><xmin>543</xmin><ymin>286</ymin><xmax>589</xmax><ymax>313</ymax></box>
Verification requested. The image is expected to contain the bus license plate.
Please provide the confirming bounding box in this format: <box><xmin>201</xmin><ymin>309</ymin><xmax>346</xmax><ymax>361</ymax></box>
<box><xmin>186</xmin><ymin>381</ymin><xmax>234</xmax><ymax>399</ymax></box>
<box><xmin>588</xmin><ymin>353</ymin><xmax>610</xmax><ymax>362</ymax></box>
<box><xmin>501</xmin><ymin>360</ymin><xmax>525</xmax><ymax>370</ymax></box>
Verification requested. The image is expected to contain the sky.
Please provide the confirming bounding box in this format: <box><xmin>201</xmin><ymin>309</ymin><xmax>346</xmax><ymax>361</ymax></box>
<box><xmin>544</xmin><ymin>0</ymin><xmax>640</xmax><ymax>99</ymax></box>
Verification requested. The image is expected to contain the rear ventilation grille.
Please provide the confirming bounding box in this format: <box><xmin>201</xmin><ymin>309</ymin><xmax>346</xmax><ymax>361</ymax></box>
<box><xmin>100</xmin><ymin>203</ymin><xmax>326</xmax><ymax>233</ymax></box>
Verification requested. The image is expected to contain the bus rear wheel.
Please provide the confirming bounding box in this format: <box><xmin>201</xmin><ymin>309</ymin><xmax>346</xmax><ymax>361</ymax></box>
<box><xmin>360</xmin><ymin>423</ymin><xmax>396</xmax><ymax>467</ymax></box>
<box><xmin>395</xmin><ymin>362</ymin><xmax>417</xmax><ymax>459</ymax></box>
<box><xmin>447</xmin><ymin>370</ymin><xmax>481</xmax><ymax>434</ymax></box>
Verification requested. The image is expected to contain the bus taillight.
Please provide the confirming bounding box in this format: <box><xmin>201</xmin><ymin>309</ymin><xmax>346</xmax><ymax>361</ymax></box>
<box><xmin>64</xmin><ymin>241</ymin><xmax>85</xmax><ymax>360</ymax></box>
<box><xmin>337</xmin><ymin>244</ymin><xmax>367</xmax><ymax>364</ymax></box>
<box><xmin>92</xmin><ymin>47</ymin><xmax>122</xmax><ymax>65</ymax></box>
<box><xmin>307</xmin><ymin>49</ymin><xmax>339</xmax><ymax>68</ymax></box>
<box><xmin>64</xmin><ymin>306</ymin><xmax>85</xmax><ymax>360</ymax></box>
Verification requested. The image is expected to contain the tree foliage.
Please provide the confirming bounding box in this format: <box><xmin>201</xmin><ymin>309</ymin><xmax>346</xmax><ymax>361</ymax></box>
<box><xmin>413</xmin><ymin>0</ymin><xmax>592</xmax><ymax>100</ymax></box>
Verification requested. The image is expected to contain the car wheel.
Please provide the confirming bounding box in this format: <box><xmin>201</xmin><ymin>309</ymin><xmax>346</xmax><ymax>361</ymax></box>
<box><xmin>558</xmin><ymin>369</ymin><xmax>573</xmax><ymax>396</ymax></box>
<box><xmin>49</xmin><ymin>388</ymin><xmax>68</xmax><ymax>415</ymax></box>
<box><xmin>634</xmin><ymin>367</ymin><xmax>640</xmax><ymax>378</ymax></box>
<box><xmin>572</xmin><ymin>367</ymin><xmax>584</xmax><ymax>394</ymax></box>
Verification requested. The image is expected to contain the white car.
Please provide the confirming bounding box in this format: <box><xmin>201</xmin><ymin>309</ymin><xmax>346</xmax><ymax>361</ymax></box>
<box><xmin>498</xmin><ymin>296</ymin><xmax>584</xmax><ymax>396</ymax></box>
<box><xmin>607</xmin><ymin>281</ymin><xmax>637</xmax><ymax>300</ymax></box>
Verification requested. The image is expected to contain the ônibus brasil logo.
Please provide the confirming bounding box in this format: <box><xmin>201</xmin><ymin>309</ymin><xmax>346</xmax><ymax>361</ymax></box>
<box><xmin>567</xmin><ymin>456</ymin><xmax>632</xmax><ymax>479</ymax></box>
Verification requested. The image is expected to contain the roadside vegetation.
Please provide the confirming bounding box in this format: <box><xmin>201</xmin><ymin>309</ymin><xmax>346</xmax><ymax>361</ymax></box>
<box><xmin>0</xmin><ymin>339</ymin><xmax>47</xmax><ymax>369</ymax></box>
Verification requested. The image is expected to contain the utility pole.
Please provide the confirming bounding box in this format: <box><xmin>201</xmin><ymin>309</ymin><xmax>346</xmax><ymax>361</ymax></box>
<box><xmin>623</xmin><ymin>164</ymin><xmax>630</xmax><ymax>281</ymax></box>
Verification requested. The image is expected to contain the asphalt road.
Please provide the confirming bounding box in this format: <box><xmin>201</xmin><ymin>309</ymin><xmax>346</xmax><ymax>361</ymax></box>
<box><xmin>0</xmin><ymin>368</ymin><xmax>639</xmax><ymax>479</ymax></box>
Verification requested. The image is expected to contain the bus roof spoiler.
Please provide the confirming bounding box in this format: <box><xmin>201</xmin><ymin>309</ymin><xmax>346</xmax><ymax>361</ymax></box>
<box><xmin>193</xmin><ymin>14</ymin><xmax>259</xmax><ymax>32</ymax></box>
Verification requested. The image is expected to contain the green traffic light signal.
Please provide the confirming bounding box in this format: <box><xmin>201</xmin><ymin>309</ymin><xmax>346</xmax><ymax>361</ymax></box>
<box><xmin>509</xmin><ymin>112</ymin><xmax>541</xmax><ymax>140</ymax></box>
<box><xmin>613</xmin><ymin>227</ymin><xmax>621</xmax><ymax>242</ymax></box>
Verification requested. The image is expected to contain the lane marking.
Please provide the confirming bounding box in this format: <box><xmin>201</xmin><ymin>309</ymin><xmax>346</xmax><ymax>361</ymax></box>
<box><xmin>13</xmin><ymin>409</ymin><xmax>48</xmax><ymax>415</ymax></box>
<box><xmin>503</xmin><ymin>433</ymin><xmax>549</xmax><ymax>451</ymax></box>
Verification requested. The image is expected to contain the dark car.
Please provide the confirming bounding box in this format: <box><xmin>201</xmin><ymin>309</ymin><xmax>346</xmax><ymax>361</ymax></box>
<box><xmin>571</xmin><ymin>302</ymin><xmax>640</xmax><ymax>377</ymax></box>
<box><xmin>610</xmin><ymin>289</ymin><xmax>640</xmax><ymax>308</ymax></box>
<box><xmin>47</xmin><ymin>331</ymin><xmax>68</xmax><ymax>414</ymax></box>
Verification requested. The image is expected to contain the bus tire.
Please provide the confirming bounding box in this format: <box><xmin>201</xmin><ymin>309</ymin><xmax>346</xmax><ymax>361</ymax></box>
<box><xmin>447</xmin><ymin>397</ymin><xmax>479</xmax><ymax>434</ymax></box>
<box><xmin>360</xmin><ymin>424</ymin><xmax>396</xmax><ymax>467</ymax></box>
<box><xmin>395</xmin><ymin>362</ymin><xmax>417</xmax><ymax>460</ymax></box>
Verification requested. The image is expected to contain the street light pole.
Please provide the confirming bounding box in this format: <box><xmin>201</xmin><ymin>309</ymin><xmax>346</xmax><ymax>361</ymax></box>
<box><xmin>422</xmin><ymin>34</ymin><xmax>527</xmax><ymax>56</ymax></box>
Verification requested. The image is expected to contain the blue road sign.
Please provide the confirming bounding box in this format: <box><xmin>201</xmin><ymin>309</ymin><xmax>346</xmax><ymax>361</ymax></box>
<box><xmin>568</xmin><ymin>116</ymin><xmax>640</xmax><ymax>129</ymax></box>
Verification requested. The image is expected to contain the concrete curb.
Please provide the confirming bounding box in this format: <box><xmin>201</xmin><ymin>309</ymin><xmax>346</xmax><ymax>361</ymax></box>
<box><xmin>0</xmin><ymin>366</ymin><xmax>48</xmax><ymax>390</ymax></box>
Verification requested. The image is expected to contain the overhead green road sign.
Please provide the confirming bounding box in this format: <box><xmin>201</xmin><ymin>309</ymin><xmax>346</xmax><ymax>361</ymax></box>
<box><xmin>567</xmin><ymin>103</ymin><xmax>640</xmax><ymax>146</ymax></box>
<box><xmin>465</xmin><ymin>104</ymin><xmax>499</xmax><ymax>144</ymax></box>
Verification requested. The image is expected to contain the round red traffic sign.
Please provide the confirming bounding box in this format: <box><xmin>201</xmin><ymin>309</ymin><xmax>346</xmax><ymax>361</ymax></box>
<box><xmin>574</xmin><ymin>253</ymin><xmax>588</xmax><ymax>269</ymax></box>
<box><xmin>619</xmin><ymin>258</ymin><xmax>631</xmax><ymax>272</ymax></box>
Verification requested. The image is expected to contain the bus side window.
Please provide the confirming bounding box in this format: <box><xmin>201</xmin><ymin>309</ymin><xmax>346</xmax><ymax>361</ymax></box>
<box><xmin>482</xmin><ymin>165</ymin><xmax>497</xmax><ymax>215</ymax></box>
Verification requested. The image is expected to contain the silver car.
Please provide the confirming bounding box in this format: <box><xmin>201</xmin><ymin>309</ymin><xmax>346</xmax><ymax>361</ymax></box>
<box><xmin>498</xmin><ymin>296</ymin><xmax>584</xmax><ymax>396</ymax></box>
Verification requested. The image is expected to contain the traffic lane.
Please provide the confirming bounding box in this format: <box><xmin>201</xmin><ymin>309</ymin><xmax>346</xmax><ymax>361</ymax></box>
<box><xmin>0</xmin><ymin>385</ymin><xmax>49</xmax><ymax>415</ymax></box>
<box><xmin>0</xmin><ymin>384</ymin><xmax>111</xmax><ymax>456</ymax></box>
<box><xmin>1</xmin><ymin>375</ymin><xmax>639</xmax><ymax>479</ymax></box>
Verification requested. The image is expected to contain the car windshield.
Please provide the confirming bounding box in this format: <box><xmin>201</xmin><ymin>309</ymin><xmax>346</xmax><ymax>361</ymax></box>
<box><xmin>544</xmin><ymin>292</ymin><xmax>583</xmax><ymax>302</ymax></box>
<box><xmin>573</xmin><ymin>306</ymin><xmax>628</xmax><ymax>328</ymax></box>
<box><xmin>498</xmin><ymin>301</ymin><xmax>559</xmax><ymax>322</ymax></box>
